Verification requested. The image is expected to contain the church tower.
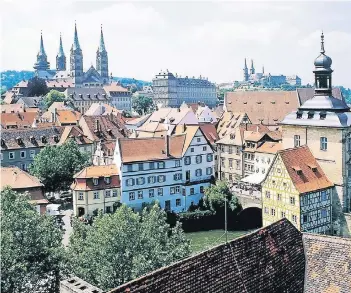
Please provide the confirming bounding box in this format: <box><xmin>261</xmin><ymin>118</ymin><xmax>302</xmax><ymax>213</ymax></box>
<box><xmin>96</xmin><ymin>25</ymin><xmax>109</xmax><ymax>84</ymax></box>
<box><xmin>56</xmin><ymin>33</ymin><xmax>66</xmax><ymax>71</ymax></box>
<box><xmin>250</xmin><ymin>59</ymin><xmax>255</xmax><ymax>75</ymax></box>
<box><xmin>70</xmin><ymin>23</ymin><xmax>84</xmax><ymax>85</ymax></box>
<box><xmin>33</xmin><ymin>31</ymin><xmax>50</xmax><ymax>71</ymax></box>
<box><xmin>281</xmin><ymin>32</ymin><xmax>351</xmax><ymax>236</ymax></box>
<box><xmin>243</xmin><ymin>58</ymin><xmax>249</xmax><ymax>81</ymax></box>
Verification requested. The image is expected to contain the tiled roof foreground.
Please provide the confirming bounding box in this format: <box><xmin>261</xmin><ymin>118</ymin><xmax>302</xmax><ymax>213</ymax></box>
<box><xmin>109</xmin><ymin>219</ymin><xmax>306</xmax><ymax>293</ymax></box>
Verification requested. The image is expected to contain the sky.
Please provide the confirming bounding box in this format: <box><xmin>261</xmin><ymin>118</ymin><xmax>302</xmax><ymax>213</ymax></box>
<box><xmin>1</xmin><ymin>1</ymin><xmax>351</xmax><ymax>87</ymax></box>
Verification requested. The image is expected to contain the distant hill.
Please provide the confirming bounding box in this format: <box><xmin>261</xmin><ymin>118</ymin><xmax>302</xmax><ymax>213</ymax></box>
<box><xmin>0</xmin><ymin>70</ymin><xmax>151</xmax><ymax>92</ymax></box>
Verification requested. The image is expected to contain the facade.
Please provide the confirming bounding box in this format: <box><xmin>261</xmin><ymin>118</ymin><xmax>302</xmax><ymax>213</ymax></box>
<box><xmin>114</xmin><ymin>126</ymin><xmax>215</xmax><ymax>212</ymax></box>
<box><xmin>103</xmin><ymin>83</ymin><xmax>132</xmax><ymax>111</ymax></box>
<box><xmin>280</xmin><ymin>33</ymin><xmax>351</xmax><ymax>236</ymax></box>
<box><xmin>152</xmin><ymin>70</ymin><xmax>217</xmax><ymax>108</ymax></box>
<box><xmin>1</xmin><ymin>167</ymin><xmax>48</xmax><ymax>214</ymax></box>
<box><xmin>262</xmin><ymin>146</ymin><xmax>333</xmax><ymax>234</ymax></box>
<box><xmin>1</xmin><ymin>127</ymin><xmax>63</xmax><ymax>170</ymax></box>
<box><xmin>71</xmin><ymin>165</ymin><xmax>120</xmax><ymax>216</ymax></box>
<box><xmin>33</xmin><ymin>24</ymin><xmax>110</xmax><ymax>87</ymax></box>
<box><xmin>195</xmin><ymin>105</ymin><xmax>218</xmax><ymax>123</ymax></box>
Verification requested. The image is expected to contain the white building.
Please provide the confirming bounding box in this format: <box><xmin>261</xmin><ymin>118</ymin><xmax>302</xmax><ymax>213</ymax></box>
<box><xmin>103</xmin><ymin>82</ymin><xmax>132</xmax><ymax>112</ymax></box>
<box><xmin>195</xmin><ymin>105</ymin><xmax>218</xmax><ymax>123</ymax></box>
<box><xmin>114</xmin><ymin>125</ymin><xmax>215</xmax><ymax>212</ymax></box>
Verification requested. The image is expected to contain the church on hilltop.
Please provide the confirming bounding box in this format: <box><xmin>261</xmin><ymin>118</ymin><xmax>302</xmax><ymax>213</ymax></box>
<box><xmin>240</xmin><ymin>58</ymin><xmax>301</xmax><ymax>87</ymax></box>
<box><xmin>33</xmin><ymin>23</ymin><xmax>110</xmax><ymax>87</ymax></box>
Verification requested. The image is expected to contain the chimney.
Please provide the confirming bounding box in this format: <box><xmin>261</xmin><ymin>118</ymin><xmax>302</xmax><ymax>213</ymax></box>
<box><xmin>53</xmin><ymin>108</ymin><xmax>57</xmax><ymax>122</ymax></box>
<box><xmin>95</xmin><ymin>119</ymin><xmax>100</xmax><ymax>133</ymax></box>
<box><xmin>165</xmin><ymin>134</ymin><xmax>170</xmax><ymax>157</ymax></box>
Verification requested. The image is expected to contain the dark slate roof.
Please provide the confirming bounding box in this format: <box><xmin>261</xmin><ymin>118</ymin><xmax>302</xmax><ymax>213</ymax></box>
<box><xmin>296</xmin><ymin>87</ymin><xmax>343</xmax><ymax>105</ymax></box>
<box><xmin>1</xmin><ymin>126</ymin><xmax>64</xmax><ymax>150</ymax></box>
<box><xmin>66</xmin><ymin>87</ymin><xmax>108</xmax><ymax>102</ymax></box>
<box><xmin>303</xmin><ymin>233</ymin><xmax>351</xmax><ymax>293</ymax></box>
<box><xmin>109</xmin><ymin>219</ymin><xmax>305</xmax><ymax>293</ymax></box>
<box><xmin>17</xmin><ymin>96</ymin><xmax>42</xmax><ymax>108</ymax></box>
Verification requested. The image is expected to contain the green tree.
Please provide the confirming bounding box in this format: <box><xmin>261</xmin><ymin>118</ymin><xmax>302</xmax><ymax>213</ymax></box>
<box><xmin>43</xmin><ymin>90</ymin><xmax>66</xmax><ymax>110</ymax></box>
<box><xmin>27</xmin><ymin>76</ymin><xmax>49</xmax><ymax>97</ymax></box>
<box><xmin>66</xmin><ymin>204</ymin><xmax>190</xmax><ymax>291</ymax></box>
<box><xmin>132</xmin><ymin>95</ymin><xmax>154</xmax><ymax>115</ymax></box>
<box><xmin>1</xmin><ymin>188</ymin><xmax>64</xmax><ymax>293</ymax></box>
<box><xmin>203</xmin><ymin>180</ymin><xmax>241</xmax><ymax>213</ymax></box>
<box><xmin>29</xmin><ymin>140</ymin><xmax>89</xmax><ymax>192</ymax></box>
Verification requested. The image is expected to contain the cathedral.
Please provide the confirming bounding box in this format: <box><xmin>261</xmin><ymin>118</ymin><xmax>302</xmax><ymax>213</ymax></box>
<box><xmin>33</xmin><ymin>23</ymin><xmax>110</xmax><ymax>87</ymax></box>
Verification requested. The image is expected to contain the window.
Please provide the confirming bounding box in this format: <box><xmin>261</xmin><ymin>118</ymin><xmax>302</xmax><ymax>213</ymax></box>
<box><xmin>277</xmin><ymin>194</ymin><xmax>282</xmax><ymax>201</ymax></box>
<box><xmin>206</xmin><ymin>167</ymin><xmax>212</xmax><ymax>175</ymax></box>
<box><xmin>303</xmin><ymin>214</ymin><xmax>308</xmax><ymax>223</ymax></box>
<box><xmin>137</xmin><ymin>177</ymin><xmax>145</xmax><ymax>185</ymax></box>
<box><xmin>20</xmin><ymin>151</ymin><xmax>26</xmax><ymax>158</ymax></box>
<box><xmin>93</xmin><ymin>178</ymin><xmax>99</xmax><ymax>186</ymax></box>
<box><xmin>106</xmin><ymin>206</ymin><xmax>111</xmax><ymax>213</ymax></box>
<box><xmin>186</xmin><ymin>170</ymin><xmax>190</xmax><ymax>181</ymax></box>
<box><xmin>148</xmin><ymin>176</ymin><xmax>156</xmax><ymax>184</ymax></box>
<box><xmin>138</xmin><ymin>163</ymin><xmax>144</xmax><ymax>171</ymax></box>
<box><xmin>0</xmin><ymin>153</ymin><xmax>2</xmax><ymax>161</ymax></box>
<box><xmin>348</xmin><ymin>137</ymin><xmax>351</xmax><ymax>152</ymax></box>
<box><xmin>195</xmin><ymin>169</ymin><xmax>202</xmax><ymax>177</ymax></box>
<box><xmin>78</xmin><ymin>192</ymin><xmax>84</xmax><ymax>200</ymax></box>
<box><xmin>190</xmin><ymin>188</ymin><xmax>195</xmax><ymax>195</ymax></box>
<box><xmin>29</xmin><ymin>150</ymin><xmax>35</xmax><ymax>158</ymax></box>
<box><xmin>265</xmin><ymin>191</ymin><xmax>270</xmax><ymax>199</ymax></box>
<box><xmin>221</xmin><ymin>145</ymin><xmax>225</xmax><ymax>152</ymax></box>
<box><xmin>105</xmin><ymin>190</ymin><xmax>111</xmax><ymax>197</ymax></box>
<box><xmin>175</xmin><ymin>186</ymin><xmax>180</xmax><ymax>193</ymax></box>
<box><xmin>321</xmin><ymin>190</ymin><xmax>327</xmax><ymax>201</ymax></box>
<box><xmin>149</xmin><ymin>189</ymin><xmax>154</xmax><ymax>198</ymax></box>
<box><xmin>158</xmin><ymin>188</ymin><xmax>163</xmax><ymax>196</ymax></box>
<box><xmin>200</xmin><ymin>186</ymin><xmax>204</xmax><ymax>193</ymax></box>
<box><xmin>236</xmin><ymin>160</ymin><xmax>240</xmax><ymax>170</ymax></box>
<box><xmin>206</xmin><ymin>154</ymin><xmax>213</xmax><ymax>162</ymax></box>
<box><xmin>191</xmin><ymin>148</ymin><xmax>194</xmax><ymax>152</ymax></box>
<box><xmin>127</xmin><ymin>164</ymin><xmax>133</xmax><ymax>172</ymax></box>
<box><xmin>281</xmin><ymin>211</ymin><xmax>286</xmax><ymax>218</ymax></box>
<box><xmin>174</xmin><ymin>173</ymin><xmax>182</xmax><ymax>180</ymax></box>
<box><xmin>104</xmin><ymin>177</ymin><xmax>111</xmax><ymax>184</ymax></box>
<box><xmin>138</xmin><ymin>191</ymin><xmax>143</xmax><ymax>199</ymax></box>
<box><xmin>229</xmin><ymin>159</ymin><xmax>233</xmax><ymax>168</ymax></box>
<box><xmin>129</xmin><ymin>192</ymin><xmax>135</xmax><ymax>200</ymax></box>
<box><xmin>221</xmin><ymin>158</ymin><xmax>225</xmax><ymax>168</ymax></box>
<box><xmin>294</xmin><ymin>135</ymin><xmax>300</xmax><ymax>147</ymax></box>
<box><xmin>264</xmin><ymin>207</ymin><xmax>269</xmax><ymax>214</ymax></box>
<box><xmin>170</xmin><ymin>187</ymin><xmax>175</xmax><ymax>195</ymax></box>
<box><xmin>9</xmin><ymin>152</ymin><xmax>15</xmax><ymax>160</ymax></box>
<box><xmin>196</xmin><ymin>155</ymin><xmax>202</xmax><ymax>164</ymax></box>
<box><xmin>321</xmin><ymin>209</ymin><xmax>327</xmax><ymax>218</ymax></box>
<box><xmin>184</xmin><ymin>156</ymin><xmax>191</xmax><ymax>165</ymax></box>
<box><xmin>158</xmin><ymin>175</ymin><xmax>165</xmax><ymax>183</ymax></box>
<box><xmin>290</xmin><ymin>197</ymin><xmax>295</xmax><ymax>205</ymax></box>
<box><xmin>158</xmin><ymin>162</ymin><xmax>165</xmax><ymax>169</ymax></box>
<box><xmin>149</xmin><ymin>162</ymin><xmax>155</xmax><ymax>169</ymax></box>
<box><xmin>113</xmin><ymin>190</ymin><xmax>118</xmax><ymax>197</ymax></box>
<box><xmin>292</xmin><ymin>215</ymin><xmax>297</xmax><ymax>223</ymax></box>
<box><xmin>320</xmin><ymin>137</ymin><xmax>328</xmax><ymax>151</ymax></box>
<box><xmin>197</xmin><ymin>137</ymin><xmax>201</xmax><ymax>142</ymax></box>
<box><xmin>307</xmin><ymin>111</ymin><xmax>314</xmax><ymax>119</ymax></box>
<box><xmin>203</xmin><ymin>146</ymin><xmax>207</xmax><ymax>151</ymax></box>
<box><xmin>175</xmin><ymin>160</ymin><xmax>181</xmax><ymax>167</ymax></box>
<box><xmin>126</xmin><ymin>178</ymin><xmax>134</xmax><ymax>186</ymax></box>
<box><xmin>228</xmin><ymin>146</ymin><xmax>233</xmax><ymax>154</ymax></box>
<box><xmin>271</xmin><ymin>208</ymin><xmax>276</xmax><ymax>216</ymax></box>
<box><xmin>176</xmin><ymin>199</ymin><xmax>181</xmax><ymax>206</ymax></box>
<box><xmin>93</xmin><ymin>191</ymin><xmax>99</xmax><ymax>199</ymax></box>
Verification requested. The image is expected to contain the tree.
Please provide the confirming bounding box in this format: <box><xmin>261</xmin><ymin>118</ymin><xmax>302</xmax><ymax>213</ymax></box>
<box><xmin>43</xmin><ymin>90</ymin><xmax>66</xmax><ymax>110</ymax></box>
<box><xmin>132</xmin><ymin>95</ymin><xmax>155</xmax><ymax>115</ymax></box>
<box><xmin>202</xmin><ymin>180</ymin><xmax>241</xmax><ymax>213</ymax></box>
<box><xmin>27</xmin><ymin>76</ymin><xmax>49</xmax><ymax>97</ymax></box>
<box><xmin>29</xmin><ymin>140</ymin><xmax>89</xmax><ymax>192</ymax></box>
<box><xmin>1</xmin><ymin>188</ymin><xmax>64</xmax><ymax>293</ymax></box>
<box><xmin>66</xmin><ymin>204</ymin><xmax>190</xmax><ymax>291</ymax></box>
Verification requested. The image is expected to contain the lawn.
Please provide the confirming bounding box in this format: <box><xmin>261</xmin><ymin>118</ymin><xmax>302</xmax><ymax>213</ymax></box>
<box><xmin>186</xmin><ymin>230</ymin><xmax>252</xmax><ymax>254</ymax></box>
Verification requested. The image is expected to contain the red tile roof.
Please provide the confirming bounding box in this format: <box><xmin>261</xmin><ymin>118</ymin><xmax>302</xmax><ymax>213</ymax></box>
<box><xmin>198</xmin><ymin>123</ymin><xmax>219</xmax><ymax>145</ymax></box>
<box><xmin>279</xmin><ymin>146</ymin><xmax>334</xmax><ymax>194</ymax></box>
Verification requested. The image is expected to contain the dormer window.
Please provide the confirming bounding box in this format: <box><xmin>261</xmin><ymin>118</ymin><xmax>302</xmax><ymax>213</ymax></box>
<box><xmin>296</xmin><ymin>110</ymin><xmax>303</xmax><ymax>119</ymax></box>
<box><xmin>53</xmin><ymin>135</ymin><xmax>59</xmax><ymax>143</ymax></box>
<box><xmin>104</xmin><ymin>177</ymin><xmax>111</xmax><ymax>184</ymax></box>
<box><xmin>41</xmin><ymin>136</ymin><xmax>47</xmax><ymax>143</ymax></box>
<box><xmin>292</xmin><ymin>166</ymin><xmax>302</xmax><ymax>175</ymax></box>
<box><xmin>93</xmin><ymin>178</ymin><xmax>99</xmax><ymax>186</ymax></box>
<box><xmin>16</xmin><ymin>137</ymin><xmax>22</xmax><ymax>145</ymax></box>
<box><xmin>307</xmin><ymin>111</ymin><xmax>315</xmax><ymax>119</ymax></box>
<box><xmin>308</xmin><ymin>164</ymin><xmax>318</xmax><ymax>173</ymax></box>
<box><xmin>320</xmin><ymin>111</ymin><xmax>327</xmax><ymax>120</ymax></box>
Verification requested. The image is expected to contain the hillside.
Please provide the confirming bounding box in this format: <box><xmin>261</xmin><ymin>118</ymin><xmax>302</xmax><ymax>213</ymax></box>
<box><xmin>1</xmin><ymin>70</ymin><xmax>151</xmax><ymax>92</ymax></box>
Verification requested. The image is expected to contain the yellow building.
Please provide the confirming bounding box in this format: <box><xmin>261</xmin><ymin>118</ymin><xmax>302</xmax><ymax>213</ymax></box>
<box><xmin>71</xmin><ymin>165</ymin><xmax>120</xmax><ymax>217</ymax></box>
<box><xmin>262</xmin><ymin>146</ymin><xmax>334</xmax><ymax>234</ymax></box>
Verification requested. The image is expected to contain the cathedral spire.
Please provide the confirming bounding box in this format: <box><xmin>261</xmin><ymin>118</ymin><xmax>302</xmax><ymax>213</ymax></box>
<box><xmin>56</xmin><ymin>33</ymin><xmax>66</xmax><ymax>71</ymax></box>
<box><xmin>34</xmin><ymin>30</ymin><xmax>50</xmax><ymax>71</ymax></box>
<box><xmin>39</xmin><ymin>30</ymin><xmax>46</xmax><ymax>56</ymax></box>
<box><xmin>243</xmin><ymin>58</ymin><xmax>249</xmax><ymax>82</ymax></box>
<box><xmin>244</xmin><ymin>58</ymin><xmax>247</xmax><ymax>69</ymax></box>
<box><xmin>73</xmin><ymin>21</ymin><xmax>81</xmax><ymax>51</ymax></box>
<box><xmin>99</xmin><ymin>24</ymin><xmax>106</xmax><ymax>53</ymax></box>
<box><xmin>250</xmin><ymin>59</ymin><xmax>255</xmax><ymax>74</ymax></box>
<box><xmin>58</xmin><ymin>33</ymin><xmax>65</xmax><ymax>57</ymax></box>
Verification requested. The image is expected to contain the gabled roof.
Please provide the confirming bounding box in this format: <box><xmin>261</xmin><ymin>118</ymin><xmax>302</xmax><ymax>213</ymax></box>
<box><xmin>56</xmin><ymin>110</ymin><xmax>81</xmax><ymax>124</ymax></box>
<box><xmin>118</xmin><ymin>135</ymin><xmax>185</xmax><ymax>163</ymax></box>
<box><xmin>74</xmin><ymin>165</ymin><xmax>118</xmax><ymax>179</ymax></box>
<box><xmin>109</xmin><ymin>219</ymin><xmax>306</xmax><ymax>293</ymax></box>
<box><xmin>1</xmin><ymin>104</ymin><xmax>25</xmax><ymax>113</ymax></box>
<box><xmin>103</xmin><ymin>82</ymin><xmax>129</xmax><ymax>93</ymax></box>
<box><xmin>255</xmin><ymin>141</ymin><xmax>282</xmax><ymax>154</ymax></box>
<box><xmin>3</xmin><ymin>91</ymin><xmax>16</xmax><ymax>104</ymax></box>
<box><xmin>85</xmin><ymin>103</ymin><xmax>122</xmax><ymax>116</ymax></box>
<box><xmin>198</xmin><ymin>123</ymin><xmax>219</xmax><ymax>145</ymax></box>
<box><xmin>146</xmin><ymin>107</ymin><xmax>198</xmax><ymax>125</ymax></box>
<box><xmin>278</xmin><ymin>146</ymin><xmax>333</xmax><ymax>194</ymax></box>
<box><xmin>58</xmin><ymin>126</ymin><xmax>93</xmax><ymax>145</ymax></box>
<box><xmin>296</xmin><ymin>87</ymin><xmax>343</xmax><ymax>105</ymax></box>
<box><xmin>0</xmin><ymin>112</ymin><xmax>38</xmax><ymax>128</ymax></box>
<box><xmin>217</xmin><ymin>112</ymin><xmax>249</xmax><ymax>139</ymax></box>
<box><xmin>17</xmin><ymin>96</ymin><xmax>41</xmax><ymax>108</ymax></box>
<box><xmin>303</xmin><ymin>233</ymin><xmax>351</xmax><ymax>293</ymax></box>
<box><xmin>1</xmin><ymin>167</ymin><xmax>43</xmax><ymax>190</ymax></box>
<box><xmin>216</xmin><ymin>124</ymin><xmax>270</xmax><ymax>145</ymax></box>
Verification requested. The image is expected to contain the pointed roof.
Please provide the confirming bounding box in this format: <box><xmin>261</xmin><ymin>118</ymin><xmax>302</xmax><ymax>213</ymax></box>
<box><xmin>57</xmin><ymin>33</ymin><xmax>65</xmax><ymax>57</ymax></box>
<box><xmin>72</xmin><ymin>22</ymin><xmax>81</xmax><ymax>51</ymax></box>
<box><xmin>98</xmin><ymin>24</ymin><xmax>106</xmax><ymax>53</ymax></box>
<box><xmin>39</xmin><ymin>31</ymin><xmax>46</xmax><ymax>56</ymax></box>
<box><xmin>244</xmin><ymin>58</ymin><xmax>247</xmax><ymax>69</ymax></box>
<box><xmin>251</xmin><ymin>59</ymin><xmax>254</xmax><ymax>69</ymax></box>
